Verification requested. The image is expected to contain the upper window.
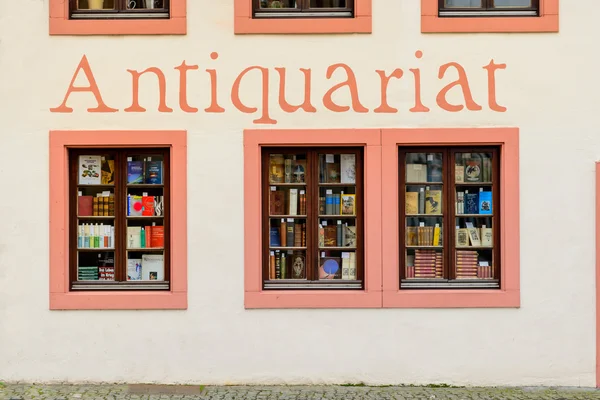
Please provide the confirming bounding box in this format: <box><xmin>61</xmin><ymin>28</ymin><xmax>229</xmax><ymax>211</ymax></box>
<box><xmin>399</xmin><ymin>146</ymin><xmax>500</xmax><ymax>289</ymax></box>
<box><xmin>263</xmin><ymin>148</ymin><xmax>363</xmax><ymax>289</ymax></box>
<box><xmin>439</xmin><ymin>0</ymin><xmax>539</xmax><ymax>17</ymax></box>
<box><xmin>69</xmin><ymin>148</ymin><xmax>170</xmax><ymax>291</ymax></box>
<box><xmin>70</xmin><ymin>0</ymin><xmax>169</xmax><ymax>20</ymax></box>
<box><xmin>253</xmin><ymin>0</ymin><xmax>353</xmax><ymax>19</ymax></box>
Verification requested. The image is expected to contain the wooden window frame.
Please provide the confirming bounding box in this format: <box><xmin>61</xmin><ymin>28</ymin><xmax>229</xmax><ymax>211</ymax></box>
<box><xmin>244</xmin><ymin>129</ymin><xmax>381</xmax><ymax>309</ymax></box>
<box><xmin>421</xmin><ymin>0</ymin><xmax>558</xmax><ymax>33</ymax></box>
<box><xmin>438</xmin><ymin>0</ymin><xmax>539</xmax><ymax>17</ymax></box>
<box><xmin>68</xmin><ymin>148</ymin><xmax>171</xmax><ymax>291</ymax></box>
<box><xmin>252</xmin><ymin>0</ymin><xmax>354</xmax><ymax>19</ymax></box>
<box><xmin>49</xmin><ymin>130</ymin><xmax>187</xmax><ymax>310</ymax></box>
<box><xmin>49</xmin><ymin>0</ymin><xmax>185</xmax><ymax>35</ymax></box>
<box><xmin>68</xmin><ymin>0</ymin><xmax>170</xmax><ymax>20</ymax></box>
<box><xmin>382</xmin><ymin>128</ymin><xmax>520</xmax><ymax>309</ymax></box>
<box><xmin>398</xmin><ymin>146</ymin><xmax>501</xmax><ymax>289</ymax></box>
<box><xmin>261</xmin><ymin>147</ymin><xmax>365</xmax><ymax>290</ymax></box>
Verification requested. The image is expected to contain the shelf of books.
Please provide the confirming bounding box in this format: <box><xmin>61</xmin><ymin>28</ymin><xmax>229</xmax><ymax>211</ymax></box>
<box><xmin>400</xmin><ymin>149</ymin><xmax>499</xmax><ymax>289</ymax></box>
<box><xmin>264</xmin><ymin>150</ymin><xmax>362</xmax><ymax>289</ymax></box>
<box><xmin>71</xmin><ymin>151</ymin><xmax>169</xmax><ymax>290</ymax></box>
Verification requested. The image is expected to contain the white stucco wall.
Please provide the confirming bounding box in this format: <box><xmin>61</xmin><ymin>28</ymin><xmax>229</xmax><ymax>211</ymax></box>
<box><xmin>0</xmin><ymin>0</ymin><xmax>598</xmax><ymax>387</ymax></box>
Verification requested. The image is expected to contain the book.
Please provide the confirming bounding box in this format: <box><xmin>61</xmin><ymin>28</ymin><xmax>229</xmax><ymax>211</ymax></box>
<box><xmin>406</xmin><ymin>164</ymin><xmax>427</xmax><ymax>182</ymax></box>
<box><xmin>455</xmin><ymin>164</ymin><xmax>464</xmax><ymax>183</ymax></box>
<box><xmin>464</xmin><ymin>191</ymin><xmax>479</xmax><ymax>214</ymax></box>
<box><xmin>343</xmin><ymin>224</ymin><xmax>357</xmax><ymax>248</ymax></box>
<box><xmin>293</xmin><ymin>159</ymin><xmax>306</xmax><ymax>183</ymax></box>
<box><xmin>464</xmin><ymin>158</ymin><xmax>482</xmax><ymax>182</ymax></box>
<box><xmin>433</xmin><ymin>224</ymin><xmax>441</xmax><ymax>246</ymax></box>
<box><xmin>269</xmin><ymin>251</ymin><xmax>275</xmax><ymax>279</ymax></box>
<box><xmin>341</xmin><ymin>194</ymin><xmax>356</xmax><ymax>215</ymax></box>
<box><xmin>290</xmin><ymin>251</ymin><xmax>306</xmax><ymax>279</ymax></box>
<box><xmin>275</xmin><ymin>250</ymin><xmax>281</xmax><ymax>279</ymax></box>
<box><xmin>280</xmin><ymin>252</ymin><xmax>287</xmax><ymax>279</ymax></box>
<box><xmin>154</xmin><ymin>196</ymin><xmax>164</xmax><ymax>216</ymax></box>
<box><xmin>425</xmin><ymin>188</ymin><xmax>442</xmax><ymax>214</ymax></box>
<box><xmin>269</xmin><ymin>189</ymin><xmax>285</xmax><ymax>215</ymax></box>
<box><xmin>426</xmin><ymin>154</ymin><xmax>443</xmax><ymax>182</ymax></box>
<box><xmin>78</xmin><ymin>195</ymin><xmax>93</xmax><ymax>216</ymax></box>
<box><xmin>269</xmin><ymin>154</ymin><xmax>285</xmax><ymax>183</ymax></box>
<box><xmin>318</xmin><ymin>224</ymin><xmax>325</xmax><ymax>248</ymax></box>
<box><xmin>142</xmin><ymin>254</ymin><xmax>164</xmax><ymax>281</ymax></box>
<box><xmin>127</xmin><ymin>258</ymin><xmax>142</xmax><ymax>281</ymax></box>
<box><xmin>145</xmin><ymin>159</ymin><xmax>163</xmax><ymax>184</ymax></box>
<box><xmin>299</xmin><ymin>190</ymin><xmax>306</xmax><ymax>215</ymax></box>
<box><xmin>270</xmin><ymin>227</ymin><xmax>281</xmax><ymax>247</ymax></box>
<box><xmin>467</xmin><ymin>227</ymin><xmax>482</xmax><ymax>246</ymax></box>
<box><xmin>406</xmin><ymin>227</ymin><xmax>418</xmax><ymax>246</ymax></box>
<box><xmin>127</xmin><ymin>226</ymin><xmax>142</xmax><ymax>249</ymax></box>
<box><xmin>286</xmin><ymin>218</ymin><xmax>294</xmax><ymax>247</ymax></box>
<box><xmin>280</xmin><ymin>219</ymin><xmax>287</xmax><ymax>247</ymax></box>
<box><xmin>349</xmin><ymin>252</ymin><xmax>357</xmax><ymax>280</ymax></box>
<box><xmin>324</xmin><ymin>225</ymin><xmax>337</xmax><ymax>247</ymax></box>
<box><xmin>326</xmin><ymin>162</ymin><xmax>341</xmax><ymax>183</ymax></box>
<box><xmin>142</xmin><ymin>195</ymin><xmax>155</xmax><ymax>216</ymax></box>
<box><xmin>101</xmin><ymin>158</ymin><xmax>115</xmax><ymax>185</ymax></box>
<box><xmin>284</xmin><ymin>158</ymin><xmax>293</xmax><ymax>183</ymax></box>
<box><xmin>334</xmin><ymin>194</ymin><xmax>340</xmax><ymax>215</ymax></box>
<box><xmin>340</xmin><ymin>154</ymin><xmax>356</xmax><ymax>184</ymax></box>
<box><xmin>127</xmin><ymin>160</ymin><xmax>144</xmax><ymax>184</ymax></box>
<box><xmin>478</xmin><ymin>191</ymin><xmax>492</xmax><ymax>214</ymax></box>
<box><xmin>289</xmin><ymin>188</ymin><xmax>298</xmax><ymax>215</ymax></box>
<box><xmin>325</xmin><ymin>190</ymin><xmax>333</xmax><ymax>215</ymax></box>
<box><xmin>319</xmin><ymin>256</ymin><xmax>341</xmax><ymax>280</ymax></box>
<box><xmin>481</xmin><ymin>226</ymin><xmax>493</xmax><ymax>246</ymax></box>
<box><xmin>418</xmin><ymin>187</ymin><xmax>425</xmax><ymax>214</ymax></box>
<box><xmin>336</xmin><ymin>220</ymin><xmax>343</xmax><ymax>246</ymax></box>
<box><xmin>456</xmin><ymin>228</ymin><xmax>469</xmax><ymax>247</ymax></box>
<box><xmin>128</xmin><ymin>194</ymin><xmax>143</xmax><ymax>216</ymax></box>
<box><xmin>79</xmin><ymin>155</ymin><xmax>102</xmax><ymax>185</ymax></box>
<box><xmin>405</xmin><ymin>192</ymin><xmax>418</xmax><ymax>214</ymax></box>
<box><xmin>150</xmin><ymin>226</ymin><xmax>164</xmax><ymax>248</ymax></box>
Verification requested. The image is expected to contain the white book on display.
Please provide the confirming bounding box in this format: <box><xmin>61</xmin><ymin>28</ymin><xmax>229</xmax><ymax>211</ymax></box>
<box><xmin>289</xmin><ymin>188</ymin><xmax>298</xmax><ymax>215</ymax></box>
<box><xmin>340</xmin><ymin>154</ymin><xmax>356</xmax><ymax>184</ymax></box>
<box><xmin>142</xmin><ymin>254</ymin><xmax>164</xmax><ymax>281</ymax></box>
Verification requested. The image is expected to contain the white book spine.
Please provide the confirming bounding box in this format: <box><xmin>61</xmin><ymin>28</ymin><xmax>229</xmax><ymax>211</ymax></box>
<box><xmin>289</xmin><ymin>188</ymin><xmax>298</xmax><ymax>215</ymax></box>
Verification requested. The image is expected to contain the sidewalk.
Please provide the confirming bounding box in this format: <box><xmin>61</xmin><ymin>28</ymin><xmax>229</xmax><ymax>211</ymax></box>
<box><xmin>1</xmin><ymin>384</ymin><xmax>599</xmax><ymax>400</ymax></box>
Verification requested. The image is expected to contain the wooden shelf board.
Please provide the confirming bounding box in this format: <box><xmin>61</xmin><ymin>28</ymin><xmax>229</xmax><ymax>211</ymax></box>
<box><xmin>319</xmin><ymin>215</ymin><xmax>356</xmax><ymax>218</ymax></box>
<box><xmin>455</xmin><ymin>182</ymin><xmax>493</xmax><ymax>185</ymax></box>
<box><xmin>127</xmin><ymin>248</ymin><xmax>164</xmax><ymax>251</ymax></box>
<box><xmin>77</xmin><ymin>248</ymin><xmax>115</xmax><ymax>251</ymax></box>
<box><xmin>405</xmin><ymin>182</ymin><xmax>443</xmax><ymax>185</ymax></box>
<box><xmin>269</xmin><ymin>182</ymin><xmax>307</xmax><ymax>186</ymax></box>
<box><xmin>126</xmin><ymin>216</ymin><xmax>164</xmax><ymax>219</ymax></box>
<box><xmin>406</xmin><ymin>214</ymin><xmax>443</xmax><ymax>217</ymax></box>
<box><xmin>78</xmin><ymin>216</ymin><xmax>115</xmax><ymax>219</ymax></box>
<box><xmin>456</xmin><ymin>214</ymin><xmax>493</xmax><ymax>217</ymax></box>
<box><xmin>319</xmin><ymin>247</ymin><xmax>357</xmax><ymax>251</ymax></box>
<box><xmin>318</xmin><ymin>182</ymin><xmax>356</xmax><ymax>186</ymax></box>
<box><xmin>456</xmin><ymin>246</ymin><xmax>493</xmax><ymax>249</ymax></box>
<box><xmin>269</xmin><ymin>215</ymin><xmax>308</xmax><ymax>218</ymax></box>
<box><xmin>127</xmin><ymin>184</ymin><xmax>164</xmax><ymax>188</ymax></box>
<box><xmin>77</xmin><ymin>184</ymin><xmax>114</xmax><ymax>188</ymax></box>
<box><xmin>406</xmin><ymin>246</ymin><xmax>443</xmax><ymax>249</ymax></box>
<box><xmin>270</xmin><ymin>247</ymin><xmax>307</xmax><ymax>250</ymax></box>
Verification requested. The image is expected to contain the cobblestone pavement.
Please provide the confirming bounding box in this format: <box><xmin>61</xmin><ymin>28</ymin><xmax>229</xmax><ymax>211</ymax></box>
<box><xmin>1</xmin><ymin>384</ymin><xmax>600</xmax><ymax>400</ymax></box>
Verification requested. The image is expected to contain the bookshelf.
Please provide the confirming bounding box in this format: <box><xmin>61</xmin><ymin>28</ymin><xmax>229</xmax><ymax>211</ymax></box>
<box><xmin>69</xmin><ymin>149</ymin><xmax>170</xmax><ymax>288</ymax></box>
<box><xmin>399</xmin><ymin>147</ymin><xmax>500</xmax><ymax>287</ymax></box>
<box><xmin>263</xmin><ymin>148</ymin><xmax>363</xmax><ymax>287</ymax></box>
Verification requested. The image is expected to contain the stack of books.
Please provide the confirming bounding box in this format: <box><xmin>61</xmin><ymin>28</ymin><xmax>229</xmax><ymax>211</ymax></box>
<box><xmin>456</xmin><ymin>250</ymin><xmax>478</xmax><ymax>278</ymax></box>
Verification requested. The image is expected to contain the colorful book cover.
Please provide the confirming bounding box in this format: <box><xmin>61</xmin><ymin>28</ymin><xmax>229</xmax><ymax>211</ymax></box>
<box><xmin>127</xmin><ymin>258</ymin><xmax>142</xmax><ymax>281</ymax></box>
<box><xmin>142</xmin><ymin>196</ymin><xmax>155</xmax><ymax>216</ymax></box>
<box><xmin>128</xmin><ymin>195</ymin><xmax>143</xmax><ymax>216</ymax></box>
<box><xmin>292</xmin><ymin>159</ymin><xmax>306</xmax><ymax>183</ymax></box>
<box><xmin>465</xmin><ymin>192</ymin><xmax>479</xmax><ymax>214</ymax></box>
<box><xmin>341</xmin><ymin>194</ymin><xmax>356</xmax><ymax>215</ymax></box>
<box><xmin>465</xmin><ymin>158</ymin><xmax>482</xmax><ymax>182</ymax></box>
<box><xmin>78</xmin><ymin>195</ymin><xmax>93</xmax><ymax>216</ymax></box>
<box><xmin>127</xmin><ymin>160</ymin><xmax>144</xmax><ymax>184</ymax></box>
<box><xmin>142</xmin><ymin>254</ymin><xmax>164</xmax><ymax>281</ymax></box>
<box><xmin>154</xmin><ymin>196</ymin><xmax>164</xmax><ymax>216</ymax></box>
<box><xmin>150</xmin><ymin>226</ymin><xmax>164</xmax><ymax>248</ymax></box>
<box><xmin>145</xmin><ymin>160</ymin><xmax>163</xmax><ymax>184</ymax></box>
<box><xmin>78</xmin><ymin>155</ymin><xmax>102</xmax><ymax>185</ymax></box>
<box><xmin>478</xmin><ymin>191</ymin><xmax>492</xmax><ymax>214</ymax></box>
<box><xmin>425</xmin><ymin>189</ymin><xmax>442</xmax><ymax>214</ymax></box>
<box><xmin>270</xmin><ymin>227</ymin><xmax>281</xmax><ymax>247</ymax></box>
<box><xmin>101</xmin><ymin>159</ymin><xmax>115</xmax><ymax>185</ymax></box>
<box><xmin>269</xmin><ymin>154</ymin><xmax>285</xmax><ymax>183</ymax></box>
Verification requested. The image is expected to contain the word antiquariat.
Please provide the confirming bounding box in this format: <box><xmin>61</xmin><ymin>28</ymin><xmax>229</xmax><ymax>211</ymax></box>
<box><xmin>50</xmin><ymin>51</ymin><xmax>507</xmax><ymax>125</ymax></box>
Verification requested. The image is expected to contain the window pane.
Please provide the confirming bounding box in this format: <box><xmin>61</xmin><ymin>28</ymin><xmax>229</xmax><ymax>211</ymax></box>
<box><xmin>77</xmin><ymin>0</ymin><xmax>115</xmax><ymax>10</ymax></box>
<box><xmin>78</xmin><ymin>251</ymin><xmax>115</xmax><ymax>281</ymax></box>
<box><xmin>444</xmin><ymin>0</ymin><xmax>482</xmax><ymax>8</ymax></box>
<box><xmin>310</xmin><ymin>0</ymin><xmax>347</xmax><ymax>8</ymax></box>
<box><xmin>492</xmin><ymin>0</ymin><xmax>532</xmax><ymax>7</ymax></box>
<box><xmin>259</xmin><ymin>0</ymin><xmax>299</xmax><ymax>9</ymax></box>
<box><xmin>406</xmin><ymin>152</ymin><xmax>443</xmax><ymax>183</ymax></box>
<box><xmin>126</xmin><ymin>0</ymin><xmax>165</xmax><ymax>9</ymax></box>
<box><xmin>455</xmin><ymin>152</ymin><xmax>492</xmax><ymax>184</ymax></box>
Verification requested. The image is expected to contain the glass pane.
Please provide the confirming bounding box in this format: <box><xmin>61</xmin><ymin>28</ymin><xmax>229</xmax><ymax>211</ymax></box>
<box><xmin>319</xmin><ymin>153</ymin><xmax>355</xmax><ymax>184</ymax></box>
<box><xmin>310</xmin><ymin>0</ymin><xmax>347</xmax><ymax>8</ymax></box>
<box><xmin>127</xmin><ymin>154</ymin><xmax>164</xmax><ymax>185</ymax></box>
<box><xmin>77</xmin><ymin>251</ymin><xmax>115</xmax><ymax>281</ymax></box>
<box><xmin>127</xmin><ymin>251</ymin><xmax>165</xmax><ymax>281</ymax></box>
<box><xmin>455</xmin><ymin>152</ymin><xmax>492</xmax><ymax>183</ymax></box>
<box><xmin>127</xmin><ymin>0</ymin><xmax>165</xmax><ymax>9</ymax></box>
<box><xmin>444</xmin><ymin>0</ymin><xmax>482</xmax><ymax>7</ymax></box>
<box><xmin>78</xmin><ymin>154</ymin><xmax>115</xmax><ymax>186</ymax></box>
<box><xmin>406</xmin><ymin>216</ymin><xmax>443</xmax><ymax>247</ymax></box>
<box><xmin>77</xmin><ymin>0</ymin><xmax>115</xmax><ymax>10</ymax></box>
<box><xmin>259</xmin><ymin>0</ymin><xmax>299</xmax><ymax>9</ymax></box>
<box><xmin>406</xmin><ymin>153</ymin><xmax>443</xmax><ymax>183</ymax></box>
<box><xmin>269</xmin><ymin>154</ymin><xmax>307</xmax><ymax>184</ymax></box>
<box><xmin>493</xmin><ymin>0</ymin><xmax>531</xmax><ymax>7</ymax></box>
<box><xmin>406</xmin><ymin>184</ymin><xmax>443</xmax><ymax>215</ymax></box>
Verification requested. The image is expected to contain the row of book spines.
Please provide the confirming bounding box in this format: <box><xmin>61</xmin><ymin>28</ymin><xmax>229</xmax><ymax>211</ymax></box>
<box><xmin>319</xmin><ymin>222</ymin><xmax>355</xmax><ymax>248</ymax></box>
<box><xmin>269</xmin><ymin>250</ymin><xmax>305</xmax><ymax>280</ymax></box>
<box><xmin>127</xmin><ymin>226</ymin><xmax>164</xmax><ymax>249</ymax></box>
<box><xmin>456</xmin><ymin>227</ymin><xmax>493</xmax><ymax>247</ymax></box>
<box><xmin>270</xmin><ymin>221</ymin><xmax>306</xmax><ymax>248</ymax></box>
<box><xmin>329</xmin><ymin>253</ymin><xmax>358</xmax><ymax>280</ymax></box>
<box><xmin>405</xmin><ymin>189</ymin><xmax>442</xmax><ymax>215</ymax></box>
<box><xmin>78</xmin><ymin>265</ymin><xmax>114</xmax><ymax>281</ymax></box>
<box><xmin>127</xmin><ymin>195</ymin><xmax>164</xmax><ymax>217</ymax></box>
<box><xmin>455</xmin><ymin>190</ymin><xmax>492</xmax><ymax>215</ymax></box>
<box><xmin>406</xmin><ymin>226</ymin><xmax>442</xmax><ymax>246</ymax></box>
<box><xmin>127</xmin><ymin>160</ymin><xmax>163</xmax><ymax>185</ymax></box>
<box><xmin>78</xmin><ymin>224</ymin><xmax>115</xmax><ymax>249</ymax></box>
<box><xmin>269</xmin><ymin>190</ymin><xmax>306</xmax><ymax>216</ymax></box>
<box><xmin>78</xmin><ymin>195</ymin><xmax>115</xmax><ymax>217</ymax></box>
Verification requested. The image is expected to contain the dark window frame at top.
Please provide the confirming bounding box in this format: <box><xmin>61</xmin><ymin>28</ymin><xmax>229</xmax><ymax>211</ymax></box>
<box><xmin>438</xmin><ymin>0</ymin><xmax>539</xmax><ymax>17</ymax></box>
<box><xmin>69</xmin><ymin>0</ymin><xmax>170</xmax><ymax>20</ymax></box>
<box><xmin>253</xmin><ymin>0</ymin><xmax>354</xmax><ymax>19</ymax></box>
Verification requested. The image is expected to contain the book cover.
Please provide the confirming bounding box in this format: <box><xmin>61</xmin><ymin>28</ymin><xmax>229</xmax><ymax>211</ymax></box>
<box><xmin>326</xmin><ymin>163</ymin><xmax>341</xmax><ymax>183</ymax></box>
<box><xmin>128</xmin><ymin>195</ymin><xmax>143</xmax><ymax>216</ymax></box>
<box><xmin>270</xmin><ymin>227</ymin><xmax>281</xmax><ymax>247</ymax></box>
<box><xmin>269</xmin><ymin>154</ymin><xmax>285</xmax><ymax>183</ymax></box>
<box><xmin>455</xmin><ymin>164</ymin><xmax>464</xmax><ymax>183</ymax></box>
<box><xmin>101</xmin><ymin>159</ymin><xmax>115</xmax><ymax>185</ymax></box>
<box><xmin>150</xmin><ymin>226</ymin><xmax>164</xmax><ymax>248</ymax></box>
<box><xmin>425</xmin><ymin>189</ymin><xmax>442</xmax><ymax>214</ymax></box>
<box><xmin>319</xmin><ymin>256</ymin><xmax>342</xmax><ymax>280</ymax></box>
<box><xmin>280</xmin><ymin>219</ymin><xmax>287</xmax><ymax>247</ymax></box>
<box><xmin>405</xmin><ymin>192</ymin><xmax>418</xmax><ymax>214</ymax></box>
<box><xmin>289</xmin><ymin>188</ymin><xmax>298</xmax><ymax>215</ymax></box>
<box><xmin>481</xmin><ymin>227</ymin><xmax>493</xmax><ymax>246</ymax></box>
<box><xmin>324</xmin><ymin>225</ymin><xmax>337</xmax><ymax>247</ymax></box>
<box><xmin>293</xmin><ymin>159</ymin><xmax>306</xmax><ymax>183</ymax></box>
<box><xmin>269</xmin><ymin>189</ymin><xmax>285</xmax><ymax>215</ymax></box>
<box><xmin>127</xmin><ymin>226</ymin><xmax>142</xmax><ymax>249</ymax></box>
<box><xmin>127</xmin><ymin>258</ymin><xmax>142</xmax><ymax>281</ymax></box>
<box><xmin>340</xmin><ymin>154</ymin><xmax>356</xmax><ymax>184</ymax></box>
<box><xmin>78</xmin><ymin>195</ymin><xmax>93</xmax><ymax>216</ymax></box>
<box><xmin>343</xmin><ymin>225</ymin><xmax>357</xmax><ymax>248</ymax></box>
<box><xmin>456</xmin><ymin>228</ymin><xmax>469</xmax><ymax>247</ymax></box>
<box><xmin>406</xmin><ymin>227</ymin><xmax>418</xmax><ymax>246</ymax></box>
<box><xmin>284</xmin><ymin>158</ymin><xmax>293</xmax><ymax>183</ymax></box>
<box><xmin>348</xmin><ymin>252</ymin><xmax>357</xmax><ymax>280</ymax></box>
<box><xmin>145</xmin><ymin>160</ymin><xmax>163</xmax><ymax>184</ymax></box>
<box><xmin>127</xmin><ymin>160</ymin><xmax>144</xmax><ymax>184</ymax></box>
<box><xmin>465</xmin><ymin>158</ymin><xmax>482</xmax><ymax>182</ymax></box>
<box><xmin>341</xmin><ymin>194</ymin><xmax>356</xmax><ymax>215</ymax></box>
<box><xmin>142</xmin><ymin>196</ymin><xmax>155</xmax><ymax>216</ymax></box>
<box><xmin>154</xmin><ymin>196</ymin><xmax>164</xmax><ymax>216</ymax></box>
<box><xmin>286</xmin><ymin>219</ymin><xmax>294</xmax><ymax>247</ymax></box>
<box><xmin>336</xmin><ymin>220</ymin><xmax>343</xmax><ymax>247</ymax></box>
<box><xmin>406</xmin><ymin>163</ymin><xmax>427</xmax><ymax>183</ymax></box>
<box><xmin>426</xmin><ymin>154</ymin><xmax>443</xmax><ymax>182</ymax></box>
<box><xmin>478</xmin><ymin>191</ymin><xmax>492</xmax><ymax>214</ymax></box>
<box><xmin>318</xmin><ymin>225</ymin><xmax>325</xmax><ymax>248</ymax></box>
<box><xmin>269</xmin><ymin>251</ymin><xmax>275</xmax><ymax>279</ymax></box>
<box><xmin>325</xmin><ymin>190</ymin><xmax>333</xmax><ymax>215</ymax></box>
<box><xmin>142</xmin><ymin>254</ymin><xmax>164</xmax><ymax>281</ymax></box>
<box><xmin>467</xmin><ymin>227</ymin><xmax>482</xmax><ymax>246</ymax></box>
<box><xmin>464</xmin><ymin>192</ymin><xmax>479</xmax><ymax>214</ymax></box>
<box><xmin>291</xmin><ymin>251</ymin><xmax>306</xmax><ymax>279</ymax></box>
<box><xmin>418</xmin><ymin>188</ymin><xmax>425</xmax><ymax>214</ymax></box>
<box><xmin>79</xmin><ymin>155</ymin><xmax>102</xmax><ymax>185</ymax></box>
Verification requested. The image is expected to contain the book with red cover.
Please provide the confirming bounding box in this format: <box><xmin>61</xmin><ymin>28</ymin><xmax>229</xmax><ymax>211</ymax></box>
<box><xmin>78</xmin><ymin>196</ymin><xmax>93</xmax><ymax>216</ymax></box>
<box><xmin>142</xmin><ymin>196</ymin><xmax>155</xmax><ymax>216</ymax></box>
<box><xmin>150</xmin><ymin>226</ymin><xmax>164</xmax><ymax>248</ymax></box>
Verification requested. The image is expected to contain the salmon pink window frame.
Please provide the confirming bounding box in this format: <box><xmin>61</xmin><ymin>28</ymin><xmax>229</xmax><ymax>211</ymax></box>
<box><xmin>49</xmin><ymin>130</ymin><xmax>188</xmax><ymax>310</ymax></box>
<box><xmin>422</xmin><ymin>0</ymin><xmax>558</xmax><ymax>33</ymax></box>
<box><xmin>234</xmin><ymin>0</ymin><xmax>371</xmax><ymax>34</ymax></box>
<box><xmin>382</xmin><ymin>128</ymin><xmax>520</xmax><ymax>308</ymax></box>
<box><xmin>244</xmin><ymin>129</ymin><xmax>382</xmax><ymax>308</ymax></box>
<box><xmin>49</xmin><ymin>0</ymin><xmax>186</xmax><ymax>35</ymax></box>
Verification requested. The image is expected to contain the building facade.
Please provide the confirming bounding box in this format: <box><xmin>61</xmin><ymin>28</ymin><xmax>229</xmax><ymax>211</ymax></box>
<box><xmin>2</xmin><ymin>0</ymin><xmax>599</xmax><ymax>388</ymax></box>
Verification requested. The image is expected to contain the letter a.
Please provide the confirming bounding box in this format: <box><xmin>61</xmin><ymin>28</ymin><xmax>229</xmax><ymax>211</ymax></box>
<box><xmin>436</xmin><ymin>62</ymin><xmax>482</xmax><ymax>112</ymax></box>
<box><xmin>50</xmin><ymin>55</ymin><xmax>117</xmax><ymax>113</ymax></box>
<box><xmin>323</xmin><ymin>64</ymin><xmax>368</xmax><ymax>113</ymax></box>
